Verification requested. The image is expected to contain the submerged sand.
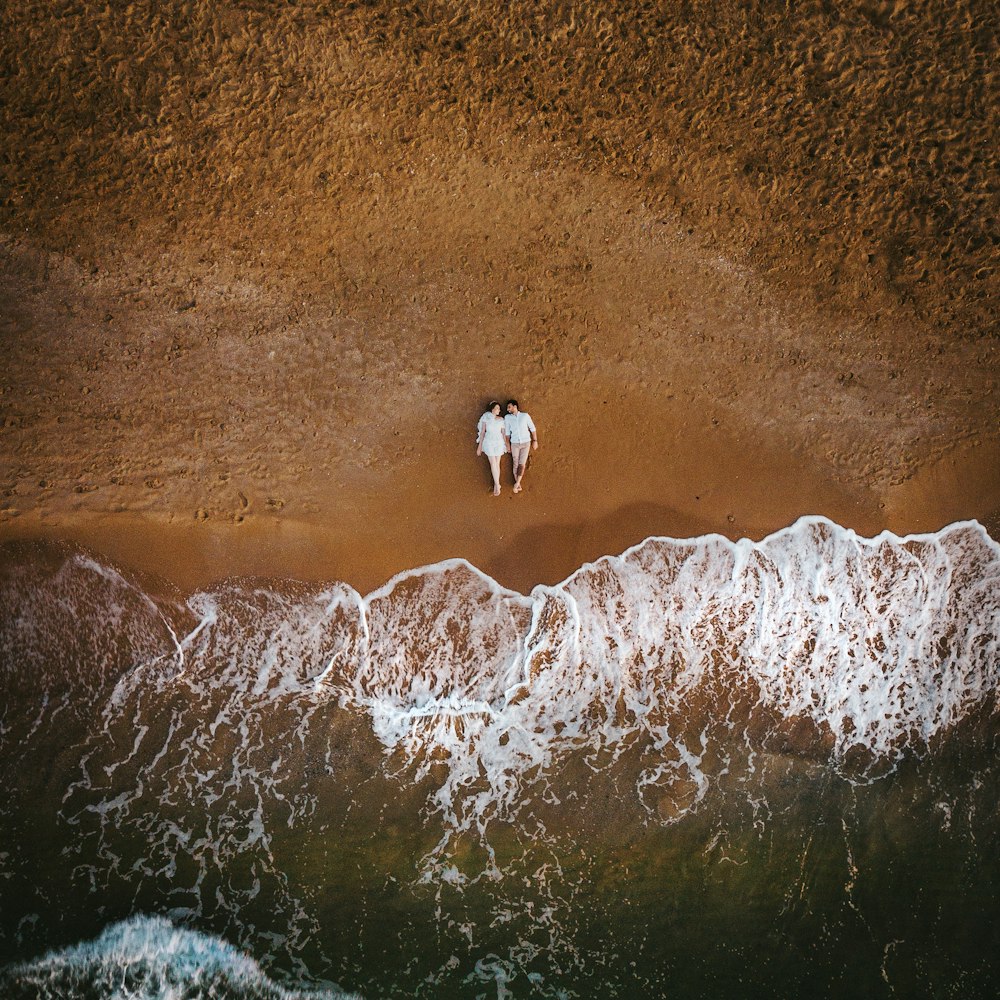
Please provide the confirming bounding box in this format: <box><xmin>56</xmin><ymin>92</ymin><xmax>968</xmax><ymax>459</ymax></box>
<box><xmin>1</xmin><ymin>2</ymin><xmax>997</xmax><ymax>593</ymax></box>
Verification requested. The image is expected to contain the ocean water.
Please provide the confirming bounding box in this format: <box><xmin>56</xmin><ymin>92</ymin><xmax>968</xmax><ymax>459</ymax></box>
<box><xmin>1</xmin><ymin>516</ymin><xmax>998</xmax><ymax>998</ymax></box>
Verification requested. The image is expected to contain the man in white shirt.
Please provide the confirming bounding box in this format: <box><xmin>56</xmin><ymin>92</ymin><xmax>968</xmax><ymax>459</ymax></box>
<box><xmin>504</xmin><ymin>399</ymin><xmax>538</xmax><ymax>494</ymax></box>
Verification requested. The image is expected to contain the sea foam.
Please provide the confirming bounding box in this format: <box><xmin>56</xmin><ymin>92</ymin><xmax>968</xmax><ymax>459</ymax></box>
<box><xmin>1</xmin><ymin>517</ymin><xmax>998</xmax><ymax>990</ymax></box>
<box><xmin>0</xmin><ymin>915</ymin><xmax>359</xmax><ymax>999</ymax></box>
<box><xmin>332</xmin><ymin>516</ymin><xmax>1000</xmax><ymax>834</ymax></box>
<box><xmin>4</xmin><ymin>517</ymin><xmax>998</xmax><ymax>839</ymax></box>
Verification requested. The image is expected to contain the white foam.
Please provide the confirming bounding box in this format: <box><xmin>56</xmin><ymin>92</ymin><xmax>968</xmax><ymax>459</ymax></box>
<box><xmin>5</xmin><ymin>517</ymin><xmax>998</xmax><ymax>920</ymax></box>
<box><xmin>0</xmin><ymin>914</ymin><xmax>360</xmax><ymax>998</ymax></box>
<box><xmin>557</xmin><ymin>517</ymin><xmax>1000</xmax><ymax>756</ymax></box>
<box><xmin>318</xmin><ymin>517</ymin><xmax>999</xmax><ymax>838</ymax></box>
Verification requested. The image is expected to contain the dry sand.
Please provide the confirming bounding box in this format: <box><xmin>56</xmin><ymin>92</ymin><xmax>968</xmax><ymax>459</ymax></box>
<box><xmin>1</xmin><ymin>1</ymin><xmax>997</xmax><ymax>595</ymax></box>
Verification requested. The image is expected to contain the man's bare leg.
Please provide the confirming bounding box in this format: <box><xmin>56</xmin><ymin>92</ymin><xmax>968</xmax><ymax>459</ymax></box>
<box><xmin>512</xmin><ymin>445</ymin><xmax>528</xmax><ymax>492</ymax></box>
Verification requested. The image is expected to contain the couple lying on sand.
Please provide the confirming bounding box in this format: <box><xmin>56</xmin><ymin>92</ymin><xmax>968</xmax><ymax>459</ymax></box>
<box><xmin>476</xmin><ymin>399</ymin><xmax>539</xmax><ymax>496</ymax></box>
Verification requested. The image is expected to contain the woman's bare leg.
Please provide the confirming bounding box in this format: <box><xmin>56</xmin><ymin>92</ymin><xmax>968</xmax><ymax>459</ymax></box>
<box><xmin>488</xmin><ymin>455</ymin><xmax>501</xmax><ymax>495</ymax></box>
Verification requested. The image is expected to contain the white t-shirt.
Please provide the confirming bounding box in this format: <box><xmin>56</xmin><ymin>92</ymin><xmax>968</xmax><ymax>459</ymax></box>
<box><xmin>504</xmin><ymin>411</ymin><xmax>536</xmax><ymax>445</ymax></box>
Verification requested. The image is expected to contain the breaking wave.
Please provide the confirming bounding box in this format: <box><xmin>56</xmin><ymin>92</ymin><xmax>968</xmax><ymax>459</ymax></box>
<box><xmin>1</xmin><ymin>516</ymin><xmax>998</xmax><ymax>996</ymax></box>
<box><xmin>0</xmin><ymin>915</ymin><xmax>358</xmax><ymax>999</ymax></box>
<box><xmin>3</xmin><ymin>517</ymin><xmax>998</xmax><ymax>840</ymax></box>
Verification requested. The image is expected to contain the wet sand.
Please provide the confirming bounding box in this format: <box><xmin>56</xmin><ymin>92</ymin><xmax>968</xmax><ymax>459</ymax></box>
<box><xmin>2</xmin><ymin>242</ymin><xmax>996</xmax><ymax>597</ymax></box>
<box><xmin>1</xmin><ymin>3</ymin><xmax>997</xmax><ymax>593</ymax></box>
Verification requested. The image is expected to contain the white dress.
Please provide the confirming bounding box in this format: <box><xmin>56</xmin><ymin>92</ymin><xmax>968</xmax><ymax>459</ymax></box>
<box><xmin>477</xmin><ymin>413</ymin><xmax>507</xmax><ymax>457</ymax></box>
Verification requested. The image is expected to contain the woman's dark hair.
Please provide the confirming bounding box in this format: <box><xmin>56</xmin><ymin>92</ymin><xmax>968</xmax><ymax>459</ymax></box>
<box><xmin>506</xmin><ymin>399</ymin><xmax>519</xmax><ymax>409</ymax></box>
<box><xmin>488</xmin><ymin>400</ymin><xmax>500</xmax><ymax>411</ymax></box>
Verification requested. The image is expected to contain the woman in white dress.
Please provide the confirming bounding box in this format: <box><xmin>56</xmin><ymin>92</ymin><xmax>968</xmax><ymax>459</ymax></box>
<box><xmin>476</xmin><ymin>401</ymin><xmax>510</xmax><ymax>496</ymax></box>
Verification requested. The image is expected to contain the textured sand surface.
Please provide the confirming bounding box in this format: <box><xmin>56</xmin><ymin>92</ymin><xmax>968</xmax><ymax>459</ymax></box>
<box><xmin>1</xmin><ymin>0</ymin><xmax>997</xmax><ymax>591</ymax></box>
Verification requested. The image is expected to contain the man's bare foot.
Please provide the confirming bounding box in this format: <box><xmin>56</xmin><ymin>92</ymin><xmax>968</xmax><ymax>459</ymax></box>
<box><xmin>513</xmin><ymin>483</ymin><xmax>522</xmax><ymax>493</ymax></box>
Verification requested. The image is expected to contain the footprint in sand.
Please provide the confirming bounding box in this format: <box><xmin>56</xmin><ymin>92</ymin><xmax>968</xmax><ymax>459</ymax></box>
<box><xmin>266</xmin><ymin>497</ymin><xmax>285</xmax><ymax>510</ymax></box>
<box><xmin>145</xmin><ymin>477</ymin><xmax>163</xmax><ymax>489</ymax></box>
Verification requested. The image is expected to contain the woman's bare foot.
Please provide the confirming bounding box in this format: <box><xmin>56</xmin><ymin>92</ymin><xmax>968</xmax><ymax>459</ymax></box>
<box><xmin>493</xmin><ymin>485</ymin><xmax>501</xmax><ymax>496</ymax></box>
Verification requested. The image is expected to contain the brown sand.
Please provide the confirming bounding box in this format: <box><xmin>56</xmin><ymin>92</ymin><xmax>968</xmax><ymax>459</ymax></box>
<box><xmin>1</xmin><ymin>2</ymin><xmax>997</xmax><ymax>595</ymax></box>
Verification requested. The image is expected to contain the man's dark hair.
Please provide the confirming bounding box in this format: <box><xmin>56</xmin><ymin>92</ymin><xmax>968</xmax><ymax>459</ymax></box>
<box><xmin>506</xmin><ymin>399</ymin><xmax>519</xmax><ymax>410</ymax></box>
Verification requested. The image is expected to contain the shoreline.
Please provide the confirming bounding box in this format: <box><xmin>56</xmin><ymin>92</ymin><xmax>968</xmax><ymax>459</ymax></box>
<box><xmin>3</xmin><ymin>433</ymin><xmax>996</xmax><ymax>597</ymax></box>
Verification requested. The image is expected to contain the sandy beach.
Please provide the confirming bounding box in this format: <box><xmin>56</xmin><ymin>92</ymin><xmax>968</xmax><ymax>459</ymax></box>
<box><xmin>4</xmin><ymin>8</ymin><xmax>1000</xmax><ymax>994</ymax></box>
<box><xmin>1</xmin><ymin>1</ymin><xmax>997</xmax><ymax>595</ymax></box>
